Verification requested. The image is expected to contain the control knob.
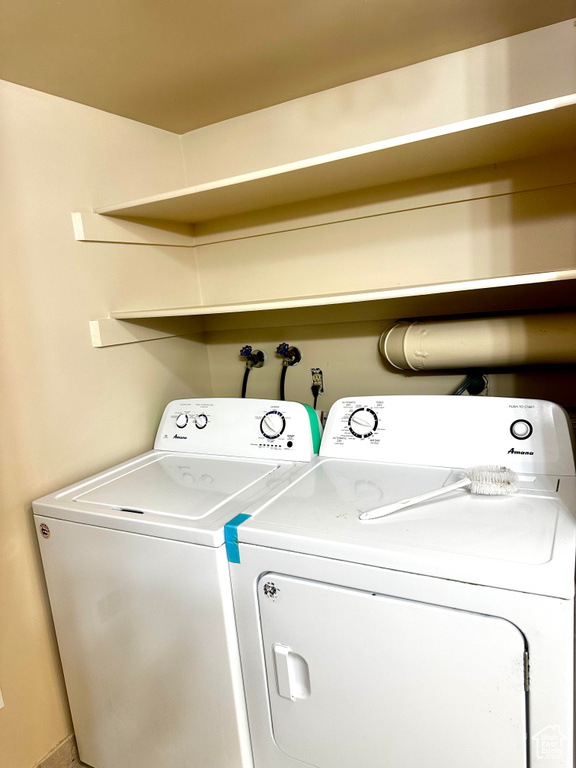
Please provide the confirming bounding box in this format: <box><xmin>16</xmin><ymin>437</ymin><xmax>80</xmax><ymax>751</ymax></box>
<box><xmin>195</xmin><ymin>413</ymin><xmax>208</xmax><ymax>429</ymax></box>
<box><xmin>348</xmin><ymin>407</ymin><xmax>378</xmax><ymax>439</ymax></box>
<box><xmin>175</xmin><ymin>413</ymin><xmax>189</xmax><ymax>428</ymax></box>
<box><xmin>260</xmin><ymin>410</ymin><xmax>286</xmax><ymax>440</ymax></box>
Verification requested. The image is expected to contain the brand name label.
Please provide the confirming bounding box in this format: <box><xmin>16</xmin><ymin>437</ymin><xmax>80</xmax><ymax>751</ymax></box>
<box><xmin>508</xmin><ymin>447</ymin><xmax>534</xmax><ymax>455</ymax></box>
<box><xmin>173</xmin><ymin>434</ymin><xmax>187</xmax><ymax>440</ymax></box>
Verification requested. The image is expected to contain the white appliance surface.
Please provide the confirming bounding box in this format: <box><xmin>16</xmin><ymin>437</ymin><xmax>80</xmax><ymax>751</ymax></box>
<box><xmin>259</xmin><ymin>573</ymin><xmax>527</xmax><ymax>768</ymax></box>
<box><xmin>33</xmin><ymin>398</ymin><xmax>320</xmax><ymax>768</ymax></box>
<box><xmin>75</xmin><ymin>455</ymin><xmax>277</xmax><ymax>518</ymax></box>
<box><xmin>35</xmin><ymin>397</ymin><xmax>320</xmax><ymax>546</ymax></box>
<box><xmin>241</xmin><ymin>457</ymin><xmax>575</xmax><ymax>597</ymax></box>
<box><xmin>231</xmin><ymin>396</ymin><xmax>576</xmax><ymax>768</ymax></box>
<box><xmin>36</xmin><ymin>514</ymin><xmax>246</xmax><ymax>768</ymax></box>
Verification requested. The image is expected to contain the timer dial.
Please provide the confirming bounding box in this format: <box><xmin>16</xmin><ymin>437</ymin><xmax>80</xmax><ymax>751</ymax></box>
<box><xmin>260</xmin><ymin>410</ymin><xmax>286</xmax><ymax>440</ymax></box>
<box><xmin>175</xmin><ymin>413</ymin><xmax>189</xmax><ymax>428</ymax></box>
<box><xmin>348</xmin><ymin>407</ymin><xmax>378</xmax><ymax>439</ymax></box>
<box><xmin>195</xmin><ymin>413</ymin><xmax>208</xmax><ymax>429</ymax></box>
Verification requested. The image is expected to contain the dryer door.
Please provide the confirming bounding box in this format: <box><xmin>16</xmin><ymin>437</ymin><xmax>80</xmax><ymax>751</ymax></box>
<box><xmin>258</xmin><ymin>573</ymin><xmax>527</xmax><ymax>768</ymax></box>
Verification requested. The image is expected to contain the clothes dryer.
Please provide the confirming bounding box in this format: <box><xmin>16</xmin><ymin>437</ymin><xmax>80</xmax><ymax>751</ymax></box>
<box><xmin>230</xmin><ymin>396</ymin><xmax>576</xmax><ymax>768</ymax></box>
<box><xmin>33</xmin><ymin>398</ymin><xmax>320</xmax><ymax>768</ymax></box>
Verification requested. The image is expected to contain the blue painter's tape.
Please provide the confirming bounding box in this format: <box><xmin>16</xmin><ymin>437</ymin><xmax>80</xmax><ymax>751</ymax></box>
<box><xmin>224</xmin><ymin>513</ymin><xmax>252</xmax><ymax>563</ymax></box>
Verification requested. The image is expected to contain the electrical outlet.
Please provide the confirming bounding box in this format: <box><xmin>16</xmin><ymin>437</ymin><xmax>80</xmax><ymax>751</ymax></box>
<box><xmin>311</xmin><ymin>367</ymin><xmax>324</xmax><ymax>393</ymax></box>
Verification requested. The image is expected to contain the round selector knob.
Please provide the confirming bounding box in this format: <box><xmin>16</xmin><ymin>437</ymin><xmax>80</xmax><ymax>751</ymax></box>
<box><xmin>348</xmin><ymin>407</ymin><xmax>378</xmax><ymax>439</ymax></box>
<box><xmin>175</xmin><ymin>413</ymin><xmax>189</xmax><ymax>428</ymax></box>
<box><xmin>260</xmin><ymin>410</ymin><xmax>286</xmax><ymax>440</ymax></box>
<box><xmin>195</xmin><ymin>413</ymin><xmax>208</xmax><ymax>430</ymax></box>
<box><xmin>510</xmin><ymin>419</ymin><xmax>533</xmax><ymax>440</ymax></box>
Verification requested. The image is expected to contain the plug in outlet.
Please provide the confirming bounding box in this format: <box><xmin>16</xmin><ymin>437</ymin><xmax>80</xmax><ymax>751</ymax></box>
<box><xmin>311</xmin><ymin>368</ymin><xmax>324</xmax><ymax>394</ymax></box>
<box><xmin>311</xmin><ymin>368</ymin><xmax>324</xmax><ymax>410</ymax></box>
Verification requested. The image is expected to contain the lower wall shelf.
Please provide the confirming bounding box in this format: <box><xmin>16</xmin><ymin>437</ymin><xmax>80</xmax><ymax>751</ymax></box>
<box><xmin>91</xmin><ymin>269</ymin><xmax>576</xmax><ymax>347</ymax></box>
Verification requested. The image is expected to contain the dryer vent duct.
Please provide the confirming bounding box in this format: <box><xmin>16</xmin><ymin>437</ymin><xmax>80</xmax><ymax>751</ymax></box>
<box><xmin>381</xmin><ymin>312</ymin><xmax>576</xmax><ymax>371</ymax></box>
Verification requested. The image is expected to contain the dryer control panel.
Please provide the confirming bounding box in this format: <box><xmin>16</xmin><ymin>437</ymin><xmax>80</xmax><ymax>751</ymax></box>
<box><xmin>155</xmin><ymin>399</ymin><xmax>321</xmax><ymax>462</ymax></box>
<box><xmin>320</xmin><ymin>396</ymin><xmax>575</xmax><ymax>476</ymax></box>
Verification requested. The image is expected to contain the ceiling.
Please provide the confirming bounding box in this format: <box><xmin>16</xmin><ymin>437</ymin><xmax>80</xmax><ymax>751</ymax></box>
<box><xmin>1</xmin><ymin>0</ymin><xmax>574</xmax><ymax>134</ymax></box>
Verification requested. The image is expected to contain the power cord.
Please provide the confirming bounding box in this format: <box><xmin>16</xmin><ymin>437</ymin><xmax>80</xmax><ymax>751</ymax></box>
<box><xmin>311</xmin><ymin>384</ymin><xmax>320</xmax><ymax>409</ymax></box>
<box><xmin>310</xmin><ymin>367</ymin><xmax>324</xmax><ymax>409</ymax></box>
<box><xmin>451</xmin><ymin>373</ymin><xmax>488</xmax><ymax>396</ymax></box>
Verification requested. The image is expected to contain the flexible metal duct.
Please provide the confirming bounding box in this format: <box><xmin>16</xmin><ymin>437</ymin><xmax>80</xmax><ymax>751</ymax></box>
<box><xmin>381</xmin><ymin>312</ymin><xmax>576</xmax><ymax>370</ymax></box>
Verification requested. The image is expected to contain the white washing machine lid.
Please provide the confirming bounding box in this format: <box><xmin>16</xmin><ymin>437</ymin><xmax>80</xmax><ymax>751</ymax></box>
<box><xmin>73</xmin><ymin>454</ymin><xmax>276</xmax><ymax>520</ymax></box>
<box><xmin>238</xmin><ymin>458</ymin><xmax>576</xmax><ymax>598</ymax></box>
<box><xmin>32</xmin><ymin>398</ymin><xmax>322</xmax><ymax>546</ymax></box>
<box><xmin>33</xmin><ymin>450</ymin><xmax>305</xmax><ymax>547</ymax></box>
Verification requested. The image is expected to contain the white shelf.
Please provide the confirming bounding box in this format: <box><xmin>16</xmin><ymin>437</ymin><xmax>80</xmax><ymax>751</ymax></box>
<box><xmin>96</xmin><ymin>95</ymin><xmax>576</xmax><ymax>225</ymax></box>
<box><xmin>108</xmin><ymin>270</ymin><xmax>576</xmax><ymax>319</ymax></box>
<box><xmin>90</xmin><ymin>269</ymin><xmax>576</xmax><ymax>346</ymax></box>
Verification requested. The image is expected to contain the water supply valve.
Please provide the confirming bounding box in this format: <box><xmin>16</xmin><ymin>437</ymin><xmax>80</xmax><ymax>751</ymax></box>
<box><xmin>240</xmin><ymin>345</ymin><xmax>267</xmax><ymax>368</ymax></box>
<box><xmin>276</xmin><ymin>343</ymin><xmax>301</xmax><ymax>366</ymax></box>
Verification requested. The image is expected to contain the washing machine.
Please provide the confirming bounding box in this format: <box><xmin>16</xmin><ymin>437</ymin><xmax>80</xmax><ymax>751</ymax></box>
<box><xmin>33</xmin><ymin>398</ymin><xmax>321</xmax><ymax>768</ymax></box>
<box><xmin>230</xmin><ymin>395</ymin><xmax>576</xmax><ymax>768</ymax></box>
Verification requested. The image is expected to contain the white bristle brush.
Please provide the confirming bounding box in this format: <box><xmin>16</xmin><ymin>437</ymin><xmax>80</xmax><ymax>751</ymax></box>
<box><xmin>359</xmin><ymin>465</ymin><xmax>518</xmax><ymax>522</ymax></box>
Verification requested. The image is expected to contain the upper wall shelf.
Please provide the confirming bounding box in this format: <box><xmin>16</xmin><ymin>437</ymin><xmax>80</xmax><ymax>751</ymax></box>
<box><xmin>96</xmin><ymin>95</ymin><xmax>576</xmax><ymax>225</ymax></box>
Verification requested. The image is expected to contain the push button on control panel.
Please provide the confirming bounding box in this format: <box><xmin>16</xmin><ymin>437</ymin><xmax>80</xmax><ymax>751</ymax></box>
<box><xmin>510</xmin><ymin>419</ymin><xmax>533</xmax><ymax>440</ymax></box>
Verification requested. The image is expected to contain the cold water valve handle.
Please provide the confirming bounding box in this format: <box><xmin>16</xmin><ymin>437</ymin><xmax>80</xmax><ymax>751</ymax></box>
<box><xmin>276</xmin><ymin>343</ymin><xmax>301</xmax><ymax>366</ymax></box>
<box><xmin>240</xmin><ymin>345</ymin><xmax>266</xmax><ymax>369</ymax></box>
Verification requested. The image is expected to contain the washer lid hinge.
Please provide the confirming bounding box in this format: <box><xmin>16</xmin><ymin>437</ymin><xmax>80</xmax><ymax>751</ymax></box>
<box><xmin>523</xmin><ymin>651</ymin><xmax>530</xmax><ymax>692</ymax></box>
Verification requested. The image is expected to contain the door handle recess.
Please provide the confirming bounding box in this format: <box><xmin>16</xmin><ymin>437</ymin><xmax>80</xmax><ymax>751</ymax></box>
<box><xmin>273</xmin><ymin>644</ymin><xmax>311</xmax><ymax>701</ymax></box>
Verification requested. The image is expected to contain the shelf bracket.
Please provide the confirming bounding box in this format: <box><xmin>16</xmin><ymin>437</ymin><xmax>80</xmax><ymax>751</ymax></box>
<box><xmin>90</xmin><ymin>317</ymin><xmax>204</xmax><ymax>348</ymax></box>
<box><xmin>72</xmin><ymin>212</ymin><xmax>196</xmax><ymax>247</ymax></box>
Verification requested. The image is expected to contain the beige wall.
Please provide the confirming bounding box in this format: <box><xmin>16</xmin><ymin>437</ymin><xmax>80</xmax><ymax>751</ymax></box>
<box><xmin>195</xmin><ymin>180</ymin><xmax>576</xmax><ymax>306</ymax></box>
<box><xmin>0</xmin><ymin>81</ymin><xmax>211</xmax><ymax>768</ymax></box>
<box><xmin>181</xmin><ymin>20</ymin><xmax>576</xmax><ymax>185</ymax></box>
<box><xmin>179</xmin><ymin>21</ymin><xmax>576</xmax><ymax>318</ymax></box>
<box><xmin>199</xmin><ymin>149</ymin><xmax>576</xmax><ymax>410</ymax></box>
<box><xmin>205</xmin><ymin>320</ymin><xmax>576</xmax><ymax>412</ymax></box>
<box><xmin>184</xmin><ymin>21</ymin><xmax>576</xmax><ymax>410</ymax></box>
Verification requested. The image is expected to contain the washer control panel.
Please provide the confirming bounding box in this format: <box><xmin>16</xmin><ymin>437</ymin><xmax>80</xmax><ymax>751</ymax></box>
<box><xmin>320</xmin><ymin>396</ymin><xmax>575</xmax><ymax>476</ymax></box>
<box><xmin>155</xmin><ymin>399</ymin><xmax>320</xmax><ymax>462</ymax></box>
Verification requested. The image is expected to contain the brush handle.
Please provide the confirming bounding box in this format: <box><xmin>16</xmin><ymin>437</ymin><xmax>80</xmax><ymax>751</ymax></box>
<box><xmin>359</xmin><ymin>477</ymin><xmax>471</xmax><ymax>521</ymax></box>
